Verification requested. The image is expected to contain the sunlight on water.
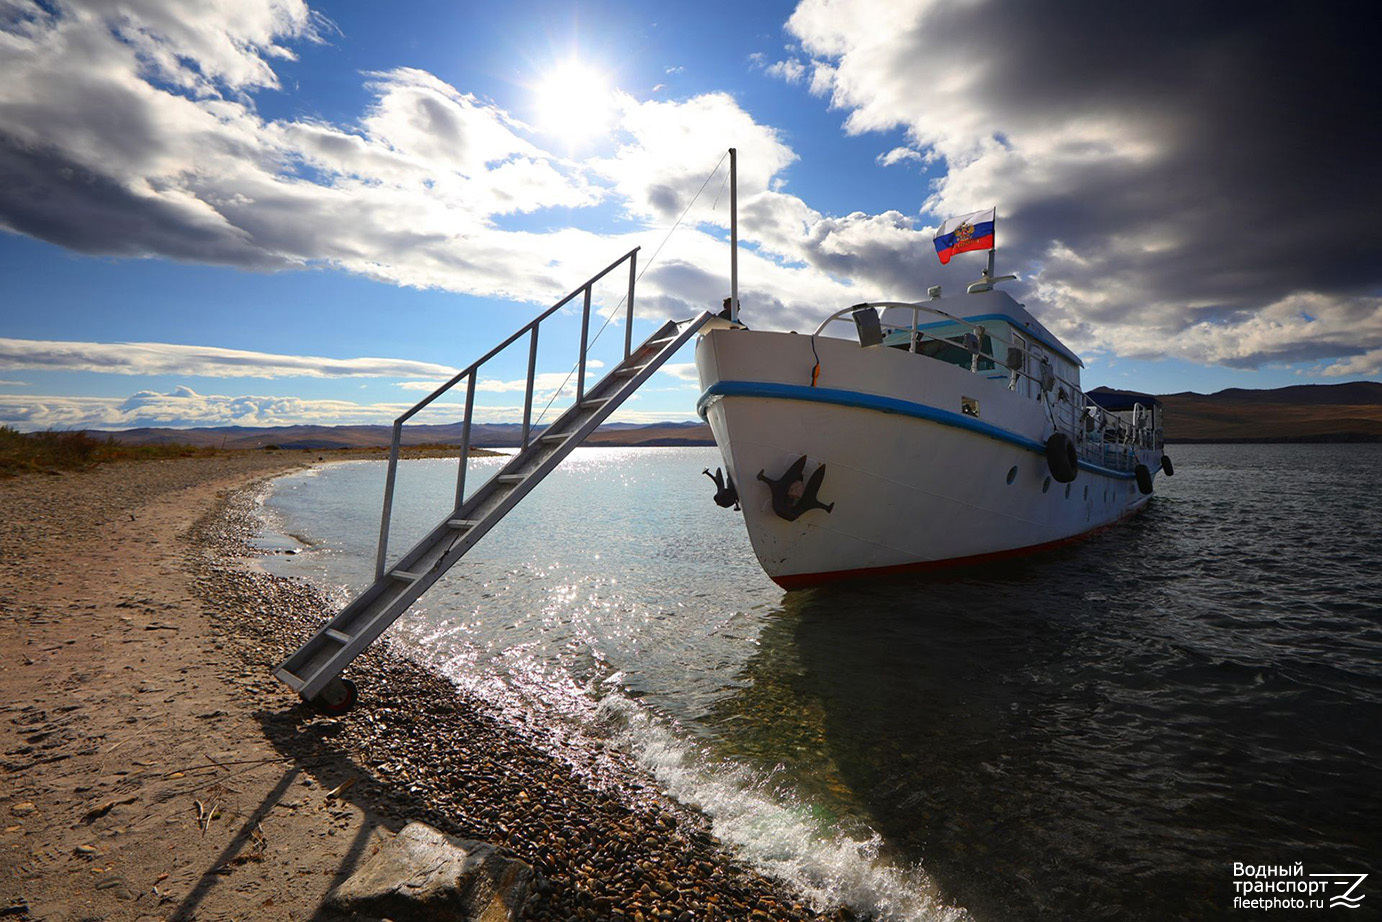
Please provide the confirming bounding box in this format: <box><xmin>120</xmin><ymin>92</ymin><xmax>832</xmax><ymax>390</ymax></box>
<box><xmin>260</xmin><ymin>448</ymin><xmax>963</xmax><ymax>919</ymax></box>
<box><xmin>260</xmin><ymin>444</ymin><xmax>1382</xmax><ymax>921</ymax></box>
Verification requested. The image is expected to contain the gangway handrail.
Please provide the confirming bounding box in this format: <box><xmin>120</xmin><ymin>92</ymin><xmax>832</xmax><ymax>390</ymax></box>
<box><xmin>374</xmin><ymin>247</ymin><xmax>639</xmax><ymax>581</ymax></box>
<box><xmin>395</xmin><ymin>247</ymin><xmax>640</xmax><ymax>425</ymax></box>
<box><xmin>275</xmin><ymin>307</ymin><xmax>713</xmax><ymax>707</ymax></box>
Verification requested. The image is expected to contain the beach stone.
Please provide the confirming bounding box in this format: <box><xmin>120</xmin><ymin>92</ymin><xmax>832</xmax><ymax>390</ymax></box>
<box><xmin>326</xmin><ymin>821</ymin><xmax>533</xmax><ymax>921</ymax></box>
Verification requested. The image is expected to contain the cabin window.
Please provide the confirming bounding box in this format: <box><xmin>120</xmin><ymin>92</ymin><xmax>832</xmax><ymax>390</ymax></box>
<box><xmin>881</xmin><ymin>323</ymin><xmax>994</xmax><ymax>371</ymax></box>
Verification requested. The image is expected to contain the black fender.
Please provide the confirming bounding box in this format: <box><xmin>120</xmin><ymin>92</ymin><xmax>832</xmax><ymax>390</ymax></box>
<box><xmin>1160</xmin><ymin>454</ymin><xmax>1174</xmax><ymax>476</ymax></box>
<box><xmin>1135</xmin><ymin>463</ymin><xmax>1154</xmax><ymax>495</ymax></box>
<box><xmin>1045</xmin><ymin>432</ymin><xmax>1079</xmax><ymax>484</ymax></box>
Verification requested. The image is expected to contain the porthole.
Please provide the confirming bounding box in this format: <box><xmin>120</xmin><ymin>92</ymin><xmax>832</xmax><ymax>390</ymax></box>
<box><xmin>1006</xmin><ymin>466</ymin><xmax>1018</xmax><ymax>485</ymax></box>
<box><xmin>1042</xmin><ymin>477</ymin><xmax>1051</xmax><ymax>494</ymax></box>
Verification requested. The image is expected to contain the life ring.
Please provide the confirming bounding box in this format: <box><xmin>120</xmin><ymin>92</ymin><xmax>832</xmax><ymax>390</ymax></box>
<box><xmin>1135</xmin><ymin>464</ymin><xmax>1154</xmax><ymax>495</ymax></box>
<box><xmin>1160</xmin><ymin>454</ymin><xmax>1174</xmax><ymax>476</ymax></box>
<box><xmin>1045</xmin><ymin>433</ymin><xmax>1079</xmax><ymax>484</ymax></box>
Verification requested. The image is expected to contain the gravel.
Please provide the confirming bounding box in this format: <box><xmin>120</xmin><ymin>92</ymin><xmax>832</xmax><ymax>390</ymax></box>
<box><xmin>187</xmin><ymin>458</ymin><xmax>854</xmax><ymax>922</ymax></box>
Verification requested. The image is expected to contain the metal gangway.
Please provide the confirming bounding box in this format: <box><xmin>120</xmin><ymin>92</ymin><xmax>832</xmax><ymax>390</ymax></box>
<box><xmin>274</xmin><ymin>248</ymin><xmax>714</xmax><ymax>712</ymax></box>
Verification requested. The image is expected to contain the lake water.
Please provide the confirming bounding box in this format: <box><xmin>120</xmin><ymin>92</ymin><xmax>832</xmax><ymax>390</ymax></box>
<box><xmin>258</xmin><ymin>444</ymin><xmax>1382</xmax><ymax>921</ymax></box>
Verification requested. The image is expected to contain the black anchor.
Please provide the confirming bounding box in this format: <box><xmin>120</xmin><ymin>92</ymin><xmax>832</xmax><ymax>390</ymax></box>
<box><xmin>756</xmin><ymin>455</ymin><xmax>835</xmax><ymax>522</ymax></box>
<box><xmin>702</xmin><ymin>467</ymin><xmax>740</xmax><ymax>510</ymax></box>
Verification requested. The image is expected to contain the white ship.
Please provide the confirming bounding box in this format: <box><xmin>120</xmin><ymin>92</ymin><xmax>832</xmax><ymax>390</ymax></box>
<box><xmin>695</xmin><ymin>166</ymin><xmax>1171</xmax><ymax>588</ymax></box>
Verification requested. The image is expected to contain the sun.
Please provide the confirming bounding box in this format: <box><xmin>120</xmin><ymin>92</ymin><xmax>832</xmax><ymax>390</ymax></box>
<box><xmin>532</xmin><ymin>58</ymin><xmax>616</xmax><ymax>145</ymax></box>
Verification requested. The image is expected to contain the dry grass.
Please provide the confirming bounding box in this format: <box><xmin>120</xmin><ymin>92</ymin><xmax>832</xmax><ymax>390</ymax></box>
<box><xmin>0</xmin><ymin>426</ymin><xmax>220</xmax><ymax>477</ymax></box>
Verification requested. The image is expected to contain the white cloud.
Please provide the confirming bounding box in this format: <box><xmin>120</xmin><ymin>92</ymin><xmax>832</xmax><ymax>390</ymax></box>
<box><xmin>0</xmin><ymin>338</ymin><xmax>459</xmax><ymax>379</ymax></box>
<box><xmin>0</xmin><ymin>385</ymin><xmax>696</xmax><ymax>430</ymax></box>
<box><xmin>593</xmin><ymin>93</ymin><xmax>799</xmax><ymax>225</ymax></box>
<box><xmin>0</xmin><ymin>0</ymin><xmax>952</xmax><ymax>344</ymax></box>
<box><xmin>0</xmin><ymin>1</ymin><xmax>605</xmax><ymax>294</ymax></box>
<box><xmin>8</xmin><ymin>0</ymin><xmax>1373</xmax><ymax>396</ymax></box>
<box><xmin>876</xmin><ymin>147</ymin><xmax>921</xmax><ymax>167</ymax></box>
<box><xmin>783</xmin><ymin>0</ymin><xmax>1382</xmax><ymax>375</ymax></box>
<box><xmin>766</xmin><ymin>59</ymin><xmax>807</xmax><ymax>84</ymax></box>
<box><xmin>0</xmin><ymin>387</ymin><xmax>404</xmax><ymax>429</ymax></box>
<box><xmin>0</xmin><ymin>385</ymin><xmax>470</xmax><ymax>429</ymax></box>
<box><xmin>1320</xmin><ymin>351</ymin><xmax>1382</xmax><ymax>379</ymax></box>
<box><xmin>657</xmin><ymin>363</ymin><xmax>700</xmax><ymax>383</ymax></box>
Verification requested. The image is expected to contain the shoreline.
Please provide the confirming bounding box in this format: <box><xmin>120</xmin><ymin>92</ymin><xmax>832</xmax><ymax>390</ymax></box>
<box><xmin>0</xmin><ymin>454</ymin><xmax>845</xmax><ymax>921</ymax></box>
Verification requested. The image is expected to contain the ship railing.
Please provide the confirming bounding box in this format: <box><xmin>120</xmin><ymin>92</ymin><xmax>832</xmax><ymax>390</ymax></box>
<box><xmin>372</xmin><ymin>247</ymin><xmax>639</xmax><ymax>581</ymax></box>
<box><xmin>814</xmin><ymin>301</ymin><xmax>1087</xmax><ymax>425</ymax></box>
<box><xmin>1076</xmin><ymin>411</ymin><xmax>1155</xmax><ymax>471</ymax></box>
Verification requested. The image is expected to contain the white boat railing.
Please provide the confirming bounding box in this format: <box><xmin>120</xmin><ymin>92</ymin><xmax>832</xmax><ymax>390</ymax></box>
<box><xmin>814</xmin><ymin>300</ymin><xmax>1085</xmax><ymax>411</ymax></box>
<box><xmin>813</xmin><ymin>301</ymin><xmax>1158</xmax><ymax>469</ymax></box>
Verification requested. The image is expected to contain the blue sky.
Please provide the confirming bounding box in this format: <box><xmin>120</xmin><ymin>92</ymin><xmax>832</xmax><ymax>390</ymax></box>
<box><xmin>2</xmin><ymin>0</ymin><xmax>1379</xmax><ymax>430</ymax></box>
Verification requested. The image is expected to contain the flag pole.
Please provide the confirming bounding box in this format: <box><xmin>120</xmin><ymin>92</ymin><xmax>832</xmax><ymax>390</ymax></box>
<box><xmin>985</xmin><ymin>206</ymin><xmax>996</xmax><ymax>281</ymax></box>
<box><xmin>729</xmin><ymin>147</ymin><xmax>739</xmax><ymax>323</ymax></box>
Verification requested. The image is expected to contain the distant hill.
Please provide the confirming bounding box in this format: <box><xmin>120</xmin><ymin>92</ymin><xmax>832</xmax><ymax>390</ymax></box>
<box><xmin>1158</xmin><ymin>382</ymin><xmax>1382</xmax><ymax>442</ymax></box>
<box><xmin>94</xmin><ymin>381</ymin><xmax>1382</xmax><ymax>447</ymax></box>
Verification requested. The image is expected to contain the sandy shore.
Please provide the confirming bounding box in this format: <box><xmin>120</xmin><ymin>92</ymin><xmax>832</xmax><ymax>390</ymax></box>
<box><xmin>0</xmin><ymin>454</ymin><xmax>837</xmax><ymax>922</ymax></box>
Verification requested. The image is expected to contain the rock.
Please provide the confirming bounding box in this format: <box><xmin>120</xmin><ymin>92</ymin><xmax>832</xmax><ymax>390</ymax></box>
<box><xmin>326</xmin><ymin>822</ymin><xmax>533</xmax><ymax>921</ymax></box>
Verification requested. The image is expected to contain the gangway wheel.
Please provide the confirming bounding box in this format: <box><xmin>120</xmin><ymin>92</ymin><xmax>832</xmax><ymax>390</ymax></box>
<box><xmin>310</xmin><ymin>677</ymin><xmax>358</xmax><ymax>716</ymax></box>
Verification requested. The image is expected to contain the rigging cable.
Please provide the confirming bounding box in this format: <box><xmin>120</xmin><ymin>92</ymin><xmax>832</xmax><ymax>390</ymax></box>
<box><xmin>531</xmin><ymin>149</ymin><xmax>732</xmax><ymax>428</ymax></box>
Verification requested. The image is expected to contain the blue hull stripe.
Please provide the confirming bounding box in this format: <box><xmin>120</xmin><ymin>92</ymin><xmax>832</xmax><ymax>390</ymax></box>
<box><xmin>697</xmin><ymin>380</ymin><xmax>1137</xmax><ymax>480</ymax></box>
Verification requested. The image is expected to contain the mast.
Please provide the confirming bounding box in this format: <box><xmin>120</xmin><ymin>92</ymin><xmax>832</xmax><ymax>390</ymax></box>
<box><xmin>968</xmin><ymin>208</ymin><xmax>1017</xmax><ymax>293</ymax></box>
<box><xmin>729</xmin><ymin>147</ymin><xmax>738</xmax><ymax>323</ymax></box>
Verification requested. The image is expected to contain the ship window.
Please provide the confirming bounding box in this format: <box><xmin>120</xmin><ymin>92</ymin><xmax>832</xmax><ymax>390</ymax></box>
<box><xmin>1065</xmin><ymin>483</ymin><xmax>1072</xmax><ymax>499</ymax></box>
<box><xmin>1006</xmin><ymin>466</ymin><xmax>1018</xmax><ymax>485</ymax></box>
<box><xmin>1042</xmin><ymin>477</ymin><xmax>1051</xmax><ymax>494</ymax></box>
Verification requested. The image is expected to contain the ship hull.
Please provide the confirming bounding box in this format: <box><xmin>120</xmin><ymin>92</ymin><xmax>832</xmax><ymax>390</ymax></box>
<box><xmin>696</xmin><ymin>327</ymin><xmax>1160</xmax><ymax>588</ymax></box>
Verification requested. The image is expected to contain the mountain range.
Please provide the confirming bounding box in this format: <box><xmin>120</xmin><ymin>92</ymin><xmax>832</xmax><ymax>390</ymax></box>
<box><xmin>97</xmin><ymin>382</ymin><xmax>1382</xmax><ymax>449</ymax></box>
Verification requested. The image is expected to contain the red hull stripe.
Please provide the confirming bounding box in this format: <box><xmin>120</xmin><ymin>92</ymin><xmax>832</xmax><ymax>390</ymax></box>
<box><xmin>771</xmin><ymin>504</ymin><xmax>1147</xmax><ymax>590</ymax></box>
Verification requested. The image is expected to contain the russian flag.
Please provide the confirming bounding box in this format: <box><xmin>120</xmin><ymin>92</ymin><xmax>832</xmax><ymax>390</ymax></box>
<box><xmin>933</xmin><ymin>208</ymin><xmax>995</xmax><ymax>264</ymax></box>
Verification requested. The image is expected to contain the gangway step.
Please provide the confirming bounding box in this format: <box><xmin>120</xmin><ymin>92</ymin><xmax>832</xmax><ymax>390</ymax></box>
<box><xmin>447</xmin><ymin>518</ymin><xmax>480</xmax><ymax>528</ymax></box>
<box><xmin>390</xmin><ymin>569</ymin><xmax>424</xmax><ymax>582</ymax></box>
<box><xmin>324</xmin><ymin>628</ymin><xmax>353</xmax><ymax>644</ymax></box>
<box><xmin>497</xmin><ymin>473</ymin><xmax>526</xmax><ymax>483</ymax></box>
<box><xmin>539</xmin><ymin>431</ymin><xmax>568</xmax><ymax>444</ymax></box>
<box><xmin>580</xmin><ymin>397</ymin><xmax>611</xmax><ymax>409</ymax></box>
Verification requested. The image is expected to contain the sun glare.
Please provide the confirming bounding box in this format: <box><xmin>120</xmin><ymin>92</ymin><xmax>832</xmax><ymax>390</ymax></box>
<box><xmin>532</xmin><ymin>59</ymin><xmax>616</xmax><ymax>145</ymax></box>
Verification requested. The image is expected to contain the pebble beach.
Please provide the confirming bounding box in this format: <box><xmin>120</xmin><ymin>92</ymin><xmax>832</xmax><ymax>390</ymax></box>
<box><xmin>0</xmin><ymin>453</ymin><xmax>846</xmax><ymax>921</ymax></box>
